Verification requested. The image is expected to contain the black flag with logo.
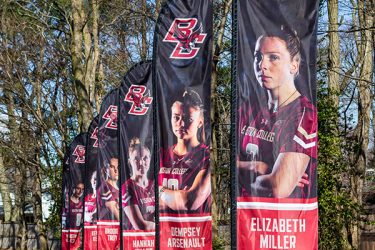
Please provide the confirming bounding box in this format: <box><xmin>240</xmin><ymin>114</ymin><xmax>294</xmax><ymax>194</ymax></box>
<box><xmin>62</xmin><ymin>133</ymin><xmax>87</xmax><ymax>250</ymax></box>
<box><xmin>96</xmin><ymin>89</ymin><xmax>120</xmax><ymax>249</ymax></box>
<box><xmin>153</xmin><ymin>0</ymin><xmax>213</xmax><ymax>248</ymax></box>
<box><xmin>83</xmin><ymin>115</ymin><xmax>99</xmax><ymax>249</ymax></box>
<box><xmin>118</xmin><ymin>61</ymin><xmax>155</xmax><ymax>249</ymax></box>
<box><xmin>61</xmin><ymin>145</ymin><xmax>70</xmax><ymax>249</ymax></box>
<box><xmin>234</xmin><ymin>0</ymin><xmax>319</xmax><ymax>249</ymax></box>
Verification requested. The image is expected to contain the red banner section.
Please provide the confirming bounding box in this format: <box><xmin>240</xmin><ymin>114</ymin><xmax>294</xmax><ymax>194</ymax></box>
<box><xmin>237</xmin><ymin>197</ymin><xmax>318</xmax><ymax>250</ymax></box>
<box><xmin>97</xmin><ymin>221</ymin><xmax>120</xmax><ymax>249</ymax></box>
<box><xmin>61</xmin><ymin>229</ymin><xmax>81</xmax><ymax>250</ymax></box>
<box><xmin>83</xmin><ymin>225</ymin><xmax>98</xmax><ymax>249</ymax></box>
<box><xmin>160</xmin><ymin>213</ymin><xmax>212</xmax><ymax>250</ymax></box>
<box><xmin>122</xmin><ymin>230</ymin><xmax>155</xmax><ymax>250</ymax></box>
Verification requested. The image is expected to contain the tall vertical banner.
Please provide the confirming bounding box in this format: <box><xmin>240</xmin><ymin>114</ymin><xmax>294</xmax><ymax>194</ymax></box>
<box><xmin>154</xmin><ymin>0</ymin><xmax>213</xmax><ymax>249</ymax></box>
<box><xmin>62</xmin><ymin>133</ymin><xmax>87</xmax><ymax>250</ymax></box>
<box><xmin>97</xmin><ymin>89</ymin><xmax>120</xmax><ymax>249</ymax></box>
<box><xmin>61</xmin><ymin>146</ymin><xmax>71</xmax><ymax>249</ymax></box>
<box><xmin>235</xmin><ymin>0</ymin><xmax>319</xmax><ymax>249</ymax></box>
<box><xmin>84</xmin><ymin>116</ymin><xmax>100</xmax><ymax>249</ymax></box>
<box><xmin>119</xmin><ymin>61</ymin><xmax>155</xmax><ymax>250</ymax></box>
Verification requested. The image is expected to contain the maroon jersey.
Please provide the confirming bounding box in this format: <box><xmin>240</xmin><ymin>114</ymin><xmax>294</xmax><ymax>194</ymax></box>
<box><xmin>68</xmin><ymin>199</ymin><xmax>83</xmax><ymax>229</ymax></box>
<box><xmin>121</xmin><ymin>179</ymin><xmax>155</xmax><ymax>230</ymax></box>
<box><xmin>159</xmin><ymin>143</ymin><xmax>211</xmax><ymax>213</ymax></box>
<box><xmin>98</xmin><ymin>182</ymin><xmax>119</xmax><ymax>220</ymax></box>
<box><xmin>84</xmin><ymin>193</ymin><xmax>97</xmax><ymax>223</ymax></box>
<box><xmin>239</xmin><ymin>95</ymin><xmax>318</xmax><ymax>198</ymax></box>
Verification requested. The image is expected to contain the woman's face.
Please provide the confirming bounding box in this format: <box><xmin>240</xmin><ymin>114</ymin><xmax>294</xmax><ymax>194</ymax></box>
<box><xmin>129</xmin><ymin>148</ymin><xmax>151</xmax><ymax>177</ymax></box>
<box><xmin>253</xmin><ymin>36</ymin><xmax>299</xmax><ymax>90</ymax></box>
<box><xmin>108</xmin><ymin>158</ymin><xmax>119</xmax><ymax>181</ymax></box>
<box><xmin>73</xmin><ymin>183</ymin><xmax>84</xmax><ymax>198</ymax></box>
<box><xmin>171</xmin><ymin>101</ymin><xmax>202</xmax><ymax>142</ymax></box>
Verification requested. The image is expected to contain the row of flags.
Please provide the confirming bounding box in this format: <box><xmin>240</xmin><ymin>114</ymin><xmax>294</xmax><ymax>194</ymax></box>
<box><xmin>61</xmin><ymin>0</ymin><xmax>319</xmax><ymax>249</ymax></box>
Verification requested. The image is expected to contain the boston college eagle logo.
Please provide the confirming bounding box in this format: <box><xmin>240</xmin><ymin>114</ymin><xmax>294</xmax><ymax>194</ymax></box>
<box><xmin>90</xmin><ymin>127</ymin><xmax>99</xmax><ymax>147</ymax></box>
<box><xmin>163</xmin><ymin>18</ymin><xmax>207</xmax><ymax>59</ymax></box>
<box><xmin>125</xmin><ymin>85</ymin><xmax>153</xmax><ymax>116</ymax></box>
<box><xmin>102</xmin><ymin>105</ymin><xmax>118</xmax><ymax>129</ymax></box>
<box><xmin>72</xmin><ymin>145</ymin><xmax>86</xmax><ymax>164</ymax></box>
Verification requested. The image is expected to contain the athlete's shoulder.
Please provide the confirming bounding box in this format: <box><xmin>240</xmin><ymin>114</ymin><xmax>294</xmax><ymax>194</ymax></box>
<box><xmin>191</xmin><ymin>143</ymin><xmax>210</xmax><ymax>156</ymax></box>
<box><xmin>297</xmin><ymin>95</ymin><xmax>317</xmax><ymax>113</ymax></box>
<box><xmin>198</xmin><ymin>143</ymin><xmax>209</xmax><ymax>150</ymax></box>
<box><xmin>123</xmin><ymin>178</ymin><xmax>136</xmax><ymax>191</ymax></box>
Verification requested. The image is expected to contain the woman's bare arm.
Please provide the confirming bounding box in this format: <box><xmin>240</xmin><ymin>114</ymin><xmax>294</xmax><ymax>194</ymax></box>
<box><xmin>160</xmin><ymin>168</ymin><xmax>211</xmax><ymax>211</ymax></box>
<box><xmin>124</xmin><ymin>205</ymin><xmax>155</xmax><ymax>230</ymax></box>
<box><xmin>251</xmin><ymin>152</ymin><xmax>310</xmax><ymax>198</ymax></box>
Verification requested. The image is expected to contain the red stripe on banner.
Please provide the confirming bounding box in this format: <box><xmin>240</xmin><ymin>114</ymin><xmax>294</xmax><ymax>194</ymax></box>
<box><xmin>160</xmin><ymin>219</ymin><xmax>212</xmax><ymax>250</ymax></box>
<box><xmin>122</xmin><ymin>230</ymin><xmax>155</xmax><ymax>250</ymax></box>
<box><xmin>237</xmin><ymin>197</ymin><xmax>318</xmax><ymax>204</ymax></box>
<box><xmin>237</xmin><ymin>207</ymin><xmax>318</xmax><ymax>250</ymax></box>
<box><xmin>160</xmin><ymin>213</ymin><xmax>211</xmax><ymax>218</ymax></box>
<box><xmin>84</xmin><ymin>225</ymin><xmax>98</xmax><ymax>250</ymax></box>
<box><xmin>97</xmin><ymin>221</ymin><xmax>120</xmax><ymax>249</ymax></box>
<box><xmin>61</xmin><ymin>230</ymin><xmax>81</xmax><ymax>250</ymax></box>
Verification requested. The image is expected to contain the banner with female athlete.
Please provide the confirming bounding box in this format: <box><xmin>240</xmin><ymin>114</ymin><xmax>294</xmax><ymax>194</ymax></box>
<box><xmin>83</xmin><ymin>115</ymin><xmax>99</xmax><ymax>249</ymax></box>
<box><xmin>61</xmin><ymin>146</ymin><xmax>70</xmax><ymax>249</ymax></box>
<box><xmin>62</xmin><ymin>133</ymin><xmax>87</xmax><ymax>250</ymax></box>
<box><xmin>96</xmin><ymin>89</ymin><xmax>120</xmax><ymax>249</ymax></box>
<box><xmin>153</xmin><ymin>1</ymin><xmax>213</xmax><ymax>249</ymax></box>
<box><xmin>118</xmin><ymin>61</ymin><xmax>155</xmax><ymax>250</ymax></box>
<box><xmin>234</xmin><ymin>0</ymin><xmax>319</xmax><ymax>249</ymax></box>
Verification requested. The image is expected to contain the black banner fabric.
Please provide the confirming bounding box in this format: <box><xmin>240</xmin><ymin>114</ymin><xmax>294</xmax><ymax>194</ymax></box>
<box><xmin>96</xmin><ymin>89</ymin><xmax>120</xmax><ymax>249</ymax></box>
<box><xmin>235</xmin><ymin>0</ymin><xmax>319</xmax><ymax>249</ymax></box>
<box><xmin>62</xmin><ymin>133</ymin><xmax>87</xmax><ymax>250</ymax></box>
<box><xmin>118</xmin><ymin>61</ymin><xmax>155</xmax><ymax>249</ymax></box>
<box><xmin>154</xmin><ymin>0</ymin><xmax>213</xmax><ymax>249</ymax></box>
<box><xmin>61</xmin><ymin>146</ymin><xmax>70</xmax><ymax>249</ymax></box>
<box><xmin>83</xmin><ymin>115</ymin><xmax>100</xmax><ymax>249</ymax></box>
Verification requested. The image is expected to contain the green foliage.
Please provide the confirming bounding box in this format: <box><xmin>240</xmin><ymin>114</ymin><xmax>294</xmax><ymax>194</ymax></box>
<box><xmin>212</xmin><ymin>235</ymin><xmax>227</xmax><ymax>250</ymax></box>
<box><xmin>317</xmin><ymin>82</ymin><xmax>361</xmax><ymax>250</ymax></box>
<box><xmin>45</xmin><ymin>162</ymin><xmax>63</xmax><ymax>238</ymax></box>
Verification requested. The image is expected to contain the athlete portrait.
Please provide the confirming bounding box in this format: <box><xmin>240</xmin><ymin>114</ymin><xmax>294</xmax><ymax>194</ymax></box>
<box><xmin>84</xmin><ymin>170</ymin><xmax>97</xmax><ymax>223</ymax></box>
<box><xmin>68</xmin><ymin>182</ymin><xmax>84</xmax><ymax>229</ymax></box>
<box><xmin>159</xmin><ymin>89</ymin><xmax>211</xmax><ymax>213</ymax></box>
<box><xmin>237</xmin><ymin>25</ymin><xmax>318</xmax><ymax>199</ymax></box>
<box><xmin>122</xmin><ymin>137</ymin><xmax>155</xmax><ymax>230</ymax></box>
<box><xmin>98</xmin><ymin>157</ymin><xmax>120</xmax><ymax>221</ymax></box>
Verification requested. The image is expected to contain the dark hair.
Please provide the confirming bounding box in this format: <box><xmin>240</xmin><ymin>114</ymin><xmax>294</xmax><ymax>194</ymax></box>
<box><xmin>181</xmin><ymin>90</ymin><xmax>204</xmax><ymax>110</ymax></box>
<box><xmin>128</xmin><ymin>137</ymin><xmax>150</xmax><ymax>156</ymax></box>
<box><xmin>102</xmin><ymin>157</ymin><xmax>118</xmax><ymax>181</ymax></box>
<box><xmin>262</xmin><ymin>25</ymin><xmax>301</xmax><ymax>63</ymax></box>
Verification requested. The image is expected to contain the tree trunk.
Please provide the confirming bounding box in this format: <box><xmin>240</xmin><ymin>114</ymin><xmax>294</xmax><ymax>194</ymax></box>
<box><xmin>32</xmin><ymin>153</ymin><xmax>48</xmax><ymax>250</ymax></box>
<box><xmin>210</xmin><ymin>0</ymin><xmax>232</xmax><ymax>239</ymax></box>
<box><xmin>71</xmin><ymin>0</ymin><xmax>94</xmax><ymax>131</ymax></box>
<box><xmin>32</xmin><ymin>42</ymin><xmax>48</xmax><ymax>250</ymax></box>
<box><xmin>349</xmin><ymin>0</ymin><xmax>373</xmax><ymax>248</ymax></box>
<box><xmin>327</xmin><ymin>1</ymin><xmax>352</xmax><ymax>248</ymax></box>
<box><xmin>327</xmin><ymin>0</ymin><xmax>340</xmax><ymax>106</ymax></box>
<box><xmin>141</xmin><ymin>0</ymin><xmax>148</xmax><ymax>60</ymax></box>
<box><xmin>0</xmin><ymin>154</ymin><xmax>12</xmax><ymax>222</ymax></box>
